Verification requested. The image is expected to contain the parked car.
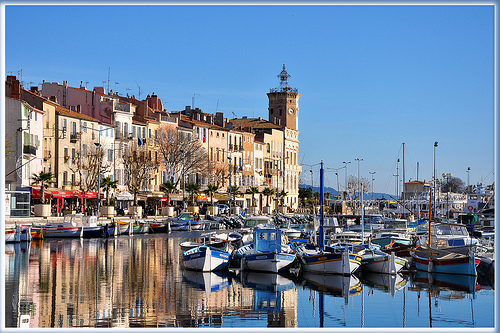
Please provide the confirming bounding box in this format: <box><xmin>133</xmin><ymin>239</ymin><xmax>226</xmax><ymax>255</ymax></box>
<box><xmin>217</xmin><ymin>204</ymin><xmax>229</xmax><ymax>215</ymax></box>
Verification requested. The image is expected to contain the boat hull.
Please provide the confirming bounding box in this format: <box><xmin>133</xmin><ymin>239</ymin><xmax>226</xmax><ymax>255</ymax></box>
<box><xmin>241</xmin><ymin>252</ymin><xmax>295</xmax><ymax>273</ymax></box>
<box><xmin>410</xmin><ymin>248</ymin><xmax>479</xmax><ymax>276</ymax></box>
<box><xmin>183</xmin><ymin>246</ymin><xmax>230</xmax><ymax>271</ymax></box>
<box><xmin>360</xmin><ymin>251</ymin><xmax>407</xmax><ymax>274</ymax></box>
<box><xmin>32</xmin><ymin>226</ymin><xmax>82</xmax><ymax>238</ymax></box>
<box><xmin>299</xmin><ymin>250</ymin><xmax>362</xmax><ymax>275</ymax></box>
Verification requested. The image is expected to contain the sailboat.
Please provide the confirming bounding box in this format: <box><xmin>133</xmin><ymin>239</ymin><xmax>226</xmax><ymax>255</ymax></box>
<box><xmin>410</xmin><ymin>186</ymin><xmax>479</xmax><ymax>276</ymax></box>
<box><xmin>296</xmin><ymin>161</ymin><xmax>362</xmax><ymax>275</ymax></box>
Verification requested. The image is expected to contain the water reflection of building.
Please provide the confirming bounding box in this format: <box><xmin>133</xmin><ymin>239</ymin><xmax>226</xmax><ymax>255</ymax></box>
<box><xmin>9</xmin><ymin>236</ymin><xmax>299</xmax><ymax>328</ymax></box>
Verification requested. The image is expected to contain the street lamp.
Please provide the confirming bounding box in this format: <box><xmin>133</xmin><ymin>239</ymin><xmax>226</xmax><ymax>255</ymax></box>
<box><xmin>355</xmin><ymin>158</ymin><xmax>363</xmax><ymax>214</ymax></box>
<box><xmin>369</xmin><ymin>171</ymin><xmax>376</xmax><ymax>201</ymax></box>
<box><xmin>335</xmin><ymin>172</ymin><xmax>339</xmax><ymax>200</ymax></box>
<box><xmin>343</xmin><ymin>161</ymin><xmax>351</xmax><ymax>200</ymax></box>
<box><xmin>466</xmin><ymin>167</ymin><xmax>470</xmax><ymax>193</ymax></box>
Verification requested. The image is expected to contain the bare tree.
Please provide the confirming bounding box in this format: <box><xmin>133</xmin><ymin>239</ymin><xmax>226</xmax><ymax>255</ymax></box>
<box><xmin>441</xmin><ymin>177</ymin><xmax>465</xmax><ymax>193</ymax></box>
<box><xmin>122</xmin><ymin>141</ymin><xmax>160</xmax><ymax>205</ymax></box>
<box><xmin>158</xmin><ymin>126</ymin><xmax>208</xmax><ymax>189</ymax></box>
<box><xmin>68</xmin><ymin>142</ymin><xmax>113</xmax><ymax>192</ymax></box>
<box><xmin>347</xmin><ymin>175</ymin><xmax>371</xmax><ymax>200</ymax></box>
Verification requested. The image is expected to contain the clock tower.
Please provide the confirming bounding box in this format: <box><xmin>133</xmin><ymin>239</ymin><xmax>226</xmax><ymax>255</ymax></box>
<box><xmin>267</xmin><ymin>64</ymin><xmax>300</xmax><ymax>130</ymax></box>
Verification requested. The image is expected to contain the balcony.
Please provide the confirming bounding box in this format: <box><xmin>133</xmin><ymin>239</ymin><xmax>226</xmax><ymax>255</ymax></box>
<box><xmin>23</xmin><ymin>145</ymin><xmax>36</xmax><ymax>156</ymax></box>
<box><xmin>70</xmin><ymin>133</ymin><xmax>81</xmax><ymax>143</ymax></box>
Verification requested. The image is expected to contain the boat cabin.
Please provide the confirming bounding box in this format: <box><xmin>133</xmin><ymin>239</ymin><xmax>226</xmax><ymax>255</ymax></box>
<box><xmin>253</xmin><ymin>224</ymin><xmax>282</xmax><ymax>253</ymax></box>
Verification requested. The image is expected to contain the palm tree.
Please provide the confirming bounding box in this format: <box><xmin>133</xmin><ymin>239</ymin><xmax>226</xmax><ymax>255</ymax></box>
<box><xmin>204</xmin><ymin>184</ymin><xmax>219</xmax><ymax>205</ymax></box>
<box><xmin>262</xmin><ymin>187</ymin><xmax>274</xmax><ymax>208</ymax></box>
<box><xmin>246</xmin><ymin>186</ymin><xmax>260</xmax><ymax>207</ymax></box>
<box><xmin>101</xmin><ymin>176</ymin><xmax>118</xmax><ymax>206</ymax></box>
<box><xmin>229</xmin><ymin>185</ymin><xmax>241</xmax><ymax>204</ymax></box>
<box><xmin>186</xmin><ymin>183</ymin><xmax>200</xmax><ymax>206</ymax></box>
<box><xmin>279</xmin><ymin>189</ymin><xmax>288</xmax><ymax>212</ymax></box>
<box><xmin>31</xmin><ymin>171</ymin><xmax>54</xmax><ymax>204</ymax></box>
<box><xmin>160</xmin><ymin>181</ymin><xmax>176</xmax><ymax>206</ymax></box>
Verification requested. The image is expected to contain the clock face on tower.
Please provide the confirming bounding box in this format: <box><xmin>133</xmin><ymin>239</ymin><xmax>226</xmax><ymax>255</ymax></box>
<box><xmin>288</xmin><ymin>108</ymin><xmax>294</xmax><ymax>115</ymax></box>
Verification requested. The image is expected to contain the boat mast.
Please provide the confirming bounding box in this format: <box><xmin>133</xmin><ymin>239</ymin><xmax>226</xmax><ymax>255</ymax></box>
<box><xmin>319</xmin><ymin>160</ymin><xmax>325</xmax><ymax>251</ymax></box>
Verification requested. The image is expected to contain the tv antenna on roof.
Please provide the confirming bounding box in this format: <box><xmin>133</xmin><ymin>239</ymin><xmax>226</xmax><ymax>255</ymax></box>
<box><xmin>136</xmin><ymin>82</ymin><xmax>143</xmax><ymax>99</ymax></box>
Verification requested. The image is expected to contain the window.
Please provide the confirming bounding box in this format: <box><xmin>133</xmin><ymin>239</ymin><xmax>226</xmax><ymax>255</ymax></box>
<box><xmin>71</xmin><ymin>121</ymin><xmax>77</xmax><ymax>135</ymax></box>
<box><xmin>108</xmin><ymin>149</ymin><xmax>113</xmax><ymax>162</ymax></box>
<box><xmin>82</xmin><ymin>122</ymin><xmax>87</xmax><ymax>133</ymax></box>
<box><xmin>62</xmin><ymin>119</ymin><xmax>67</xmax><ymax>132</ymax></box>
<box><xmin>63</xmin><ymin>172</ymin><xmax>68</xmax><ymax>185</ymax></box>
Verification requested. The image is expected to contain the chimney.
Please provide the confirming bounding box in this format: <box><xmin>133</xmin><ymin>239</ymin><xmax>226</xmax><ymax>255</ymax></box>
<box><xmin>30</xmin><ymin>86</ymin><xmax>40</xmax><ymax>95</ymax></box>
<box><xmin>49</xmin><ymin>96</ymin><xmax>58</xmax><ymax>103</ymax></box>
<box><xmin>6</xmin><ymin>75</ymin><xmax>21</xmax><ymax>100</ymax></box>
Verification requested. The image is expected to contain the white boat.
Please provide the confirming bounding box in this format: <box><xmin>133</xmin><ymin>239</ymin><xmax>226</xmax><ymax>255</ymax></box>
<box><xmin>64</xmin><ymin>214</ymin><xmax>105</xmax><ymax>238</ymax></box>
<box><xmin>239</xmin><ymin>224</ymin><xmax>296</xmax><ymax>273</ymax></box>
<box><xmin>182</xmin><ymin>245</ymin><xmax>230</xmax><ymax>271</ymax></box>
<box><xmin>358</xmin><ymin>248</ymin><xmax>407</xmax><ymax>275</ymax></box>
<box><xmin>168</xmin><ymin>212</ymin><xmax>204</xmax><ymax>230</ymax></box>
<box><xmin>417</xmin><ymin>221</ymin><xmax>479</xmax><ymax>254</ymax></box>
<box><xmin>32</xmin><ymin>221</ymin><xmax>83</xmax><ymax>238</ymax></box>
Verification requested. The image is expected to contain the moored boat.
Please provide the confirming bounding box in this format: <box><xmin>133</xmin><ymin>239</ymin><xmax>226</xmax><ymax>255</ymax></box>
<box><xmin>239</xmin><ymin>224</ymin><xmax>296</xmax><ymax>273</ymax></box>
<box><xmin>32</xmin><ymin>221</ymin><xmax>83</xmax><ymax>238</ymax></box>
<box><xmin>182</xmin><ymin>245</ymin><xmax>231</xmax><ymax>271</ymax></box>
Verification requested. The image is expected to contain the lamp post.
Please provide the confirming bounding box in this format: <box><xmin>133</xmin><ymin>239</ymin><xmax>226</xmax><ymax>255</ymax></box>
<box><xmin>335</xmin><ymin>172</ymin><xmax>339</xmax><ymax>200</ymax></box>
<box><xmin>369</xmin><ymin>171</ymin><xmax>376</xmax><ymax>201</ymax></box>
<box><xmin>343</xmin><ymin>161</ymin><xmax>350</xmax><ymax>200</ymax></box>
<box><xmin>466</xmin><ymin>167</ymin><xmax>470</xmax><ymax>193</ymax></box>
<box><xmin>355</xmin><ymin>158</ymin><xmax>363</xmax><ymax>214</ymax></box>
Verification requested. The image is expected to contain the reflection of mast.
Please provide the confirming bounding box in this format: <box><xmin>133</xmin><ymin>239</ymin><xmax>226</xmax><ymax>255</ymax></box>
<box><xmin>428</xmin><ymin>289</ymin><xmax>433</xmax><ymax>328</ymax></box>
<box><xmin>319</xmin><ymin>292</ymin><xmax>324</xmax><ymax>328</ymax></box>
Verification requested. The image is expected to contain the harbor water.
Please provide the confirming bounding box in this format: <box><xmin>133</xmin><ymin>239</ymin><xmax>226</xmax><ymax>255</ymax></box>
<box><xmin>4</xmin><ymin>231</ymin><xmax>494</xmax><ymax>328</ymax></box>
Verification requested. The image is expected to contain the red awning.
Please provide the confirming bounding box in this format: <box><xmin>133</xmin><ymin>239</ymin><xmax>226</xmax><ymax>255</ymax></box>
<box><xmin>51</xmin><ymin>190</ymin><xmax>74</xmax><ymax>198</ymax></box>
<box><xmin>32</xmin><ymin>188</ymin><xmax>51</xmax><ymax>200</ymax></box>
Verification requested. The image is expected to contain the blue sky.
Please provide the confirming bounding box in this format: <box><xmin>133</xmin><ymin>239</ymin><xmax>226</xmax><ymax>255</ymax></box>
<box><xmin>3</xmin><ymin>4</ymin><xmax>496</xmax><ymax>194</ymax></box>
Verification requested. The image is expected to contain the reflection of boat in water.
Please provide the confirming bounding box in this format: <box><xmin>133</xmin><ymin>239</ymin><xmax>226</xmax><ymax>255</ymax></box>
<box><xmin>239</xmin><ymin>271</ymin><xmax>295</xmax><ymax>313</ymax></box>
<box><xmin>182</xmin><ymin>270</ymin><xmax>230</xmax><ymax>293</ymax></box>
<box><xmin>359</xmin><ymin>271</ymin><xmax>408</xmax><ymax>297</ymax></box>
<box><xmin>300</xmin><ymin>271</ymin><xmax>362</xmax><ymax>298</ymax></box>
<box><xmin>412</xmin><ymin>270</ymin><xmax>479</xmax><ymax>294</ymax></box>
<box><xmin>240</xmin><ymin>271</ymin><xmax>295</xmax><ymax>292</ymax></box>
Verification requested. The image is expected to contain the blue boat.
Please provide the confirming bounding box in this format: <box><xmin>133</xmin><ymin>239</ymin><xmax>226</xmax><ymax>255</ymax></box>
<box><xmin>239</xmin><ymin>224</ymin><xmax>296</xmax><ymax>273</ymax></box>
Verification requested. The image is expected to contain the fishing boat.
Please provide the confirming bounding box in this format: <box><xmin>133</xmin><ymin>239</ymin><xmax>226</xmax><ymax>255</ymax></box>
<box><xmin>410</xmin><ymin>188</ymin><xmax>479</xmax><ymax>276</ymax></box>
<box><xmin>182</xmin><ymin>245</ymin><xmax>231</xmax><ymax>271</ymax></box>
<box><xmin>239</xmin><ymin>224</ymin><xmax>296</xmax><ymax>273</ymax></box>
<box><xmin>5</xmin><ymin>226</ymin><xmax>21</xmax><ymax>243</ymax></box>
<box><xmin>297</xmin><ymin>161</ymin><xmax>362</xmax><ymax>275</ymax></box>
<box><xmin>371</xmin><ymin>229</ymin><xmax>413</xmax><ymax>247</ymax></box>
<box><xmin>167</xmin><ymin>212</ymin><xmax>203</xmax><ymax>231</ymax></box>
<box><xmin>358</xmin><ymin>248</ymin><xmax>408</xmax><ymax>274</ymax></box>
<box><xmin>180</xmin><ymin>232</ymin><xmax>227</xmax><ymax>252</ymax></box>
<box><xmin>132</xmin><ymin>221</ymin><xmax>150</xmax><ymax>234</ymax></box>
<box><xmin>31</xmin><ymin>221</ymin><xmax>83</xmax><ymax>238</ymax></box>
<box><xmin>64</xmin><ymin>214</ymin><xmax>105</xmax><ymax>238</ymax></box>
<box><xmin>411</xmin><ymin>246</ymin><xmax>479</xmax><ymax>275</ymax></box>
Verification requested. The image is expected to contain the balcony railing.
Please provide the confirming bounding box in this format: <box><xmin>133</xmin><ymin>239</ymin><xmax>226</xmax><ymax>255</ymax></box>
<box><xmin>23</xmin><ymin>145</ymin><xmax>36</xmax><ymax>156</ymax></box>
<box><xmin>70</xmin><ymin>133</ymin><xmax>81</xmax><ymax>142</ymax></box>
